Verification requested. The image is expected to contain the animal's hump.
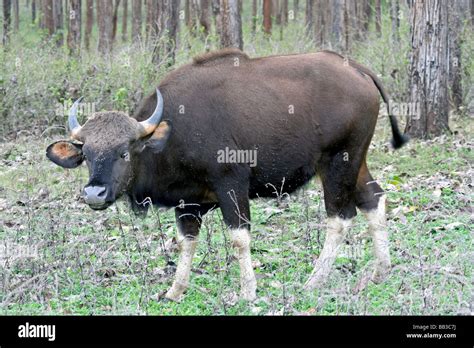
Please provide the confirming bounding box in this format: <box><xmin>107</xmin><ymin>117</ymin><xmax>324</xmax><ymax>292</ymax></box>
<box><xmin>193</xmin><ymin>48</ymin><xmax>249</xmax><ymax>65</ymax></box>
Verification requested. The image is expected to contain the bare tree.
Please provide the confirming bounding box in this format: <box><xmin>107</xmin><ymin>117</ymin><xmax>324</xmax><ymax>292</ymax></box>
<box><xmin>211</xmin><ymin>0</ymin><xmax>220</xmax><ymax>33</ymax></box>
<box><xmin>293</xmin><ymin>0</ymin><xmax>299</xmax><ymax>20</ymax></box>
<box><xmin>12</xmin><ymin>0</ymin><xmax>18</xmax><ymax>32</ymax></box>
<box><xmin>67</xmin><ymin>0</ymin><xmax>81</xmax><ymax>55</ymax></box>
<box><xmin>343</xmin><ymin>0</ymin><xmax>353</xmax><ymax>51</ymax></box>
<box><xmin>151</xmin><ymin>0</ymin><xmax>180</xmax><ymax>65</ymax></box>
<box><xmin>331</xmin><ymin>0</ymin><xmax>344</xmax><ymax>50</ymax></box>
<box><xmin>122</xmin><ymin>0</ymin><xmax>128</xmax><ymax>41</ymax></box>
<box><xmin>145</xmin><ymin>0</ymin><xmax>158</xmax><ymax>43</ymax></box>
<box><xmin>219</xmin><ymin>0</ymin><xmax>242</xmax><ymax>49</ymax></box>
<box><xmin>53</xmin><ymin>0</ymin><xmax>63</xmax><ymax>47</ymax></box>
<box><xmin>42</xmin><ymin>0</ymin><xmax>55</xmax><ymax>38</ymax></box>
<box><xmin>313</xmin><ymin>0</ymin><xmax>325</xmax><ymax>47</ymax></box>
<box><xmin>273</xmin><ymin>0</ymin><xmax>280</xmax><ymax>25</ymax></box>
<box><xmin>405</xmin><ymin>0</ymin><xmax>449</xmax><ymax>138</ymax></box>
<box><xmin>85</xmin><ymin>0</ymin><xmax>94</xmax><ymax>50</ymax></box>
<box><xmin>375</xmin><ymin>0</ymin><xmax>381</xmax><ymax>36</ymax></box>
<box><xmin>32</xmin><ymin>0</ymin><xmax>36</xmax><ymax>23</ymax></box>
<box><xmin>97</xmin><ymin>0</ymin><xmax>114</xmax><ymax>55</ymax></box>
<box><xmin>112</xmin><ymin>0</ymin><xmax>121</xmax><ymax>43</ymax></box>
<box><xmin>263</xmin><ymin>0</ymin><xmax>272</xmax><ymax>35</ymax></box>
<box><xmin>304</xmin><ymin>0</ymin><xmax>312</xmax><ymax>38</ymax></box>
<box><xmin>2</xmin><ymin>0</ymin><xmax>11</xmax><ymax>46</ymax></box>
<box><xmin>448</xmin><ymin>0</ymin><xmax>465</xmax><ymax>110</ymax></box>
<box><xmin>390</xmin><ymin>0</ymin><xmax>400</xmax><ymax>42</ymax></box>
<box><xmin>252</xmin><ymin>0</ymin><xmax>257</xmax><ymax>35</ymax></box>
<box><xmin>200</xmin><ymin>0</ymin><xmax>211</xmax><ymax>36</ymax></box>
<box><xmin>186</xmin><ymin>0</ymin><xmax>199</xmax><ymax>35</ymax></box>
<box><xmin>281</xmin><ymin>0</ymin><xmax>288</xmax><ymax>25</ymax></box>
<box><xmin>131</xmin><ymin>0</ymin><xmax>142</xmax><ymax>42</ymax></box>
<box><xmin>355</xmin><ymin>0</ymin><xmax>370</xmax><ymax>40</ymax></box>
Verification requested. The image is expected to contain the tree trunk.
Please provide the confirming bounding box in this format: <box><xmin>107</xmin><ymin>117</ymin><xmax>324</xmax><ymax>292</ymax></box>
<box><xmin>219</xmin><ymin>0</ymin><xmax>242</xmax><ymax>49</ymax></box>
<box><xmin>164</xmin><ymin>0</ymin><xmax>181</xmax><ymax>63</ymax></box>
<box><xmin>293</xmin><ymin>0</ymin><xmax>299</xmax><ymax>20</ymax></box>
<box><xmin>199</xmin><ymin>0</ymin><xmax>211</xmax><ymax>36</ymax></box>
<box><xmin>32</xmin><ymin>0</ymin><xmax>36</xmax><ymax>23</ymax></box>
<box><xmin>152</xmin><ymin>0</ymin><xmax>180</xmax><ymax>65</ymax></box>
<box><xmin>281</xmin><ymin>0</ymin><xmax>288</xmax><ymax>25</ymax></box>
<box><xmin>131</xmin><ymin>0</ymin><xmax>142</xmax><ymax>42</ymax></box>
<box><xmin>53</xmin><ymin>0</ymin><xmax>63</xmax><ymax>47</ymax></box>
<box><xmin>405</xmin><ymin>0</ymin><xmax>449</xmax><ymax>138</ymax></box>
<box><xmin>187</xmin><ymin>0</ymin><xmax>199</xmax><ymax>35</ymax></box>
<box><xmin>448</xmin><ymin>0</ymin><xmax>464</xmax><ymax>110</ymax></box>
<box><xmin>273</xmin><ymin>0</ymin><xmax>280</xmax><ymax>25</ymax></box>
<box><xmin>112</xmin><ymin>0</ymin><xmax>121</xmax><ymax>43</ymax></box>
<box><xmin>471</xmin><ymin>0</ymin><xmax>474</xmax><ymax>26</ymax></box>
<box><xmin>211</xmin><ymin>0</ymin><xmax>220</xmax><ymax>34</ymax></box>
<box><xmin>390</xmin><ymin>0</ymin><xmax>400</xmax><ymax>42</ymax></box>
<box><xmin>12</xmin><ymin>0</ymin><xmax>18</xmax><ymax>32</ymax></box>
<box><xmin>304</xmin><ymin>0</ymin><xmax>312</xmax><ymax>38</ymax></box>
<box><xmin>145</xmin><ymin>0</ymin><xmax>158</xmax><ymax>43</ymax></box>
<box><xmin>2</xmin><ymin>0</ymin><xmax>11</xmax><ymax>46</ymax></box>
<box><xmin>42</xmin><ymin>0</ymin><xmax>55</xmax><ymax>38</ymax></box>
<box><xmin>331</xmin><ymin>0</ymin><xmax>344</xmax><ymax>50</ymax></box>
<box><xmin>375</xmin><ymin>0</ymin><xmax>381</xmax><ymax>37</ymax></box>
<box><xmin>344</xmin><ymin>0</ymin><xmax>358</xmax><ymax>52</ymax></box>
<box><xmin>122</xmin><ymin>0</ymin><xmax>128</xmax><ymax>41</ymax></box>
<box><xmin>356</xmin><ymin>0</ymin><xmax>370</xmax><ymax>39</ymax></box>
<box><xmin>85</xmin><ymin>0</ymin><xmax>93</xmax><ymax>50</ymax></box>
<box><xmin>364</xmin><ymin>0</ymin><xmax>372</xmax><ymax>32</ymax></box>
<box><xmin>263</xmin><ymin>0</ymin><xmax>272</xmax><ymax>35</ymax></box>
<box><xmin>251</xmin><ymin>0</ymin><xmax>257</xmax><ymax>35</ymax></box>
<box><xmin>97</xmin><ymin>0</ymin><xmax>114</xmax><ymax>55</ymax></box>
<box><xmin>67</xmin><ymin>0</ymin><xmax>81</xmax><ymax>55</ymax></box>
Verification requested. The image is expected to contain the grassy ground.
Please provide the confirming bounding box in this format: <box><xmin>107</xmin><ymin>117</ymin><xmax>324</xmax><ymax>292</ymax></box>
<box><xmin>1</xmin><ymin>115</ymin><xmax>472</xmax><ymax>315</ymax></box>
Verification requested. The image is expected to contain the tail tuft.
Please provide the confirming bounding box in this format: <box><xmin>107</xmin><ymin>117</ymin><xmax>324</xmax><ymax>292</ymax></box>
<box><xmin>389</xmin><ymin>116</ymin><xmax>409</xmax><ymax>149</ymax></box>
<box><xmin>391</xmin><ymin>132</ymin><xmax>409</xmax><ymax>149</ymax></box>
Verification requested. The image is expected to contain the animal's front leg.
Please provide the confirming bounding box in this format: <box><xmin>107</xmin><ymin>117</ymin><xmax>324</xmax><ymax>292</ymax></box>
<box><xmin>165</xmin><ymin>206</ymin><xmax>205</xmax><ymax>301</ymax></box>
<box><xmin>215</xmin><ymin>177</ymin><xmax>257</xmax><ymax>301</ymax></box>
<box><xmin>230</xmin><ymin>227</ymin><xmax>257</xmax><ymax>301</ymax></box>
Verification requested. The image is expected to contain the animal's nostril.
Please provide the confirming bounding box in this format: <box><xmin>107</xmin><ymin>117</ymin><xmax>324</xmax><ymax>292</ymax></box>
<box><xmin>96</xmin><ymin>187</ymin><xmax>106</xmax><ymax>197</ymax></box>
<box><xmin>84</xmin><ymin>186</ymin><xmax>108</xmax><ymax>205</ymax></box>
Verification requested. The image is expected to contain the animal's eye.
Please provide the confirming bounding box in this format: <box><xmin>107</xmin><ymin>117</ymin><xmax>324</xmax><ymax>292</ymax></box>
<box><xmin>121</xmin><ymin>152</ymin><xmax>130</xmax><ymax>162</ymax></box>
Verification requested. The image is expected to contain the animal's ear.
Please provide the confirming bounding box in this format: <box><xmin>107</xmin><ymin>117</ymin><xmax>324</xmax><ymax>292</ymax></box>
<box><xmin>46</xmin><ymin>140</ymin><xmax>84</xmax><ymax>168</ymax></box>
<box><xmin>144</xmin><ymin>120</ymin><xmax>172</xmax><ymax>153</ymax></box>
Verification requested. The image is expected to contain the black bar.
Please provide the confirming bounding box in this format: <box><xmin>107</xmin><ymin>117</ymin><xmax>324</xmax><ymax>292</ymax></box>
<box><xmin>0</xmin><ymin>315</ymin><xmax>472</xmax><ymax>346</ymax></box>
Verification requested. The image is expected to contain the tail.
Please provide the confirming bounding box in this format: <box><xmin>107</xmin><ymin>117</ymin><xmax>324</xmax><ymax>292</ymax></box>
<box><xmin>349</xmin><ymin>59</ymin><xmax>409</xmax><ymax>149</ymax></box>
<box><xmin>322</xmin><ymin>51</ymin><xmax>409</xmax><ymax>149</ymax></box>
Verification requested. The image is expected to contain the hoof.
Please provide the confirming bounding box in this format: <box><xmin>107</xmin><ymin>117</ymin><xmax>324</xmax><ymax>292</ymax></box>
<box><xmin>371</xmin><ymin>266</ymin><xmax>391</xmax><ymax>284</ymax></box>
<box><xmin>240</xmin><ymin>279</ymin><xmax>257</xmax><ymax>301</ymax></box>
<box><xmin>164</xmin><ymin>287</ymin><xmax>185</xmax><ymax>302</ymax></box>
<box><xmin>240</xmin><ymin>290</ymin><xmax>257</xmax><ymax>302</ymax></box>
<box><xmin>303</xmin><ymin>276</ymin><xmax>326</xmax><ymax>291</ymax></box>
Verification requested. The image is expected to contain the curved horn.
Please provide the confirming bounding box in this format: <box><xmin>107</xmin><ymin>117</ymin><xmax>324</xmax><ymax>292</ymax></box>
<box><xmin>138</xmin><ymin>89</ymin><xmax>164</xmax><ymax>137</ymax></box>
<box><xmin>68</xmin><ymin>97</ymin><xmax>83</xmax><ymax>139</ymax></box>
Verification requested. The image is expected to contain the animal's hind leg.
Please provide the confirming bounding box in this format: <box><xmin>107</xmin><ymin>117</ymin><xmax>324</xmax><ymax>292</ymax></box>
<box><xmin>355</xmin><ymin>162</ymin><xmax>391</xmax><ymax>283</ymax></box>
<box><xmin>304</xmin><ymin>152</ymin><xmax>358</xmax><ymax>290</ymax></box>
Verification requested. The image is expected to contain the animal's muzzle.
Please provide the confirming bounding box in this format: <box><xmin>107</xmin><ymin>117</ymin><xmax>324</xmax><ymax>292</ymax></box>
<box><xmin>83</xmin><ymin>185</ymin><xmax>109</xmax><ymax>208</ymax></box>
